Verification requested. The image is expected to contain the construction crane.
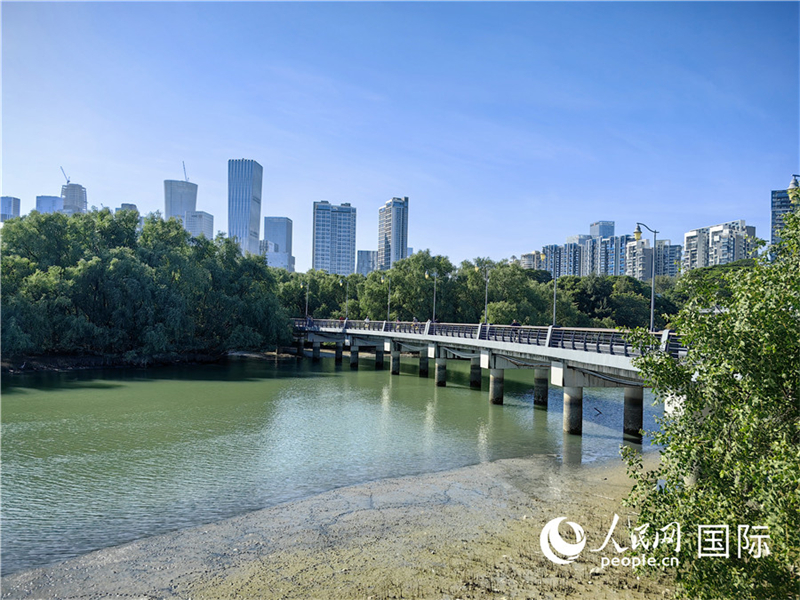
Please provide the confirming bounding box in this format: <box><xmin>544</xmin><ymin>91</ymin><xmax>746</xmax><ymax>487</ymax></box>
<box><xmin>60</xmin><ymin>167</ymin><xmax>70</xmax><ymax>185</ymax></box>
<box><xmin>183</xmin><ymin>161</ymin><xmax>189</xmax><ymax>182</ymax></box>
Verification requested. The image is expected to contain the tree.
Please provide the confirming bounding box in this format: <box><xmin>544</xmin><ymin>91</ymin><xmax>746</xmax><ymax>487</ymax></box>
<box><xmin>622</xmin><ymin>211</ymin><xmax>800</xmax><ymax>599</ymax></box>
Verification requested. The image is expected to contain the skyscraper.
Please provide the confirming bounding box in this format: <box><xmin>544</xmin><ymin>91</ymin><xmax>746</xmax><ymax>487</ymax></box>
<box><xmin>625</xmin><ymin>238</ymin><xmax>653</xmax><ymax>281</ymax></box>
<box><xmin>262</xmin><ymin>216</ymin><xmax>295</xmax><ymax>272</ymax></box>
<box><xmin>357</xmin><ymin>250</ymin><xmax>378</xmax><ymax>276</ymax></box>
<box><xmin>36</xmin><ymin>195</ymin><xmax>63</xmax><ymax>214</ymax></box>
<box><xmin>228</xmin><ymin>159</ymin><xmax>263</xmax><ymax>255</ymax></box>
<box><xmin>312</xmin><ymin>201</ymin><xmax>356</xmax><ymax>275</ymax></box>
<box><xmin>377</xmin><ymin>197</ymin><xmax>409</xmax><ymax>270</ymax></box>
<box><xmin>61</xmin><ymin>183</ymin><xmax>87</xmax><ymax>215</ymax></box>
<box><xmin>590</xmin><ymin>221</ymin><xmax>615</xmax><ymax>238</ymax></box>
<box><xmin>184</xmin><ymin>211</ymin><xmax>214</xmax><ymax>239</ymax></box>
<box><xmin>771</xmin><ymin>175</ymin><xmax>799</xmax><ymax>246</ymax></box>
<box><xmin>1</xmin><ymin>196</ymin><xmax>21</xmax><ymax>222</ymax></box>
<box><xmin>164</xmin><ymin>180</ymin><xmax>198</xmax><ymax>222</ymax></box>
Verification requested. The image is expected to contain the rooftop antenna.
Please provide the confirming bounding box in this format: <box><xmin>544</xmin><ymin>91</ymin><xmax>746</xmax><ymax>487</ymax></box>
<box><xmin>60</xmin><ymin>166</ymin><xmax>70</xmax><ymax>185</ymax></box>
<box><xmin>182</xmin><ymin>161</ymin><xmax>189</xmax><ymax>182</ymax></box>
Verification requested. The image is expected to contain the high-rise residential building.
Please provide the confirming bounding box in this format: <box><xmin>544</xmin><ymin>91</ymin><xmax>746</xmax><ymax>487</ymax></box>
<box><xmin>36</xmin><ymin>195</ymin><xmax>63</xmax><ymax>214</ymax></box>
<box><xmin>771</xmin><ymin>175</ymin><xmax>799</xmax><ymax>246</ymax></box>
<box><xmin>357</xmin><ymin>250</ymin><xmax>378</xmax><ymax>276</ymax></box>
<box><xmin>61</xmin><ymin>183</ymin><xmax>87</xmax><ymax>215</ymax></box>
<box><xmin>520</xmin><ymin>251</ymin><xmax>545</xmax><ymax>270</ymax></box>
<box><xmin>377</xmin><ymin>196</ymin><xmax>409</xmax><ymax>270</ymax></box>
<box><xmin>262</xmin><ymin>217</ymin><xmax>295</xmax><ymax>272</ymax></box>
<box><xmin>185</xmin><ymin>211</ymin><xmax>214</xmax><ymax>239</ymax></box>
<box><xmin>1</xmin><ymin>196</ymin><xmax>21</xmax><ymax>222</ymax></box>
<box><xmin>562</xmin><ymin>242</ymin><xmax>583</xmax><ymax>276</ymax></box>
<box><xmin>590</xmin><ymin>221</ymin><xmax>615</xmax><ymax>238</ymax></box>
<box><xmin>116</xmin><ymin>203</ymin><xmax>139</xmax><ymax>212</ymax></box>
<box><xmin>543</xmin><ymin>244</ymin><xmax>563</xmax><ymax>279</ymax></box>
<box><xmin>312</xmin><ymin>201</ymin><xmax>357</xmax><ymax>275</ymax></box>
<box><xmin>625</xmin><ymin>238</ymin><xmax>653</xmax><ymax>281</ymax></box>
<box><xmin>164</xmin><ymin>180</ymin><xmax>198</xmax><ymax>223</ymax></box>
<box><xmin>228</xmin><ymin>159</ymin><xmax>263</xmax><ymax>255</ymax></box>
<box><xmin>683</xmin><ymin>220</ymin><xmax>757</xmax><ymax>272</ymax></box>
<box><xmin>655</xmin><ymin>240</ymin><xmax>683</xmax><ymax>278</ymax></box>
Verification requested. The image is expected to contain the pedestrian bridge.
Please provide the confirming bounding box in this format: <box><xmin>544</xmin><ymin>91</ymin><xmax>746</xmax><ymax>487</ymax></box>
<box><xmin>292</xmin><ymin>319</ymin><xmax>685</xmax><ymax>438</ymax></box>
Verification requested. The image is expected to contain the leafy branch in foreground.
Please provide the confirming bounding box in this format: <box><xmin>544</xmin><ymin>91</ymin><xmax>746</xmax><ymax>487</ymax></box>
<box><xmin>622</xmin><ymin>212</ymin><xmax>800</xmax><ymax>599</ymax></box>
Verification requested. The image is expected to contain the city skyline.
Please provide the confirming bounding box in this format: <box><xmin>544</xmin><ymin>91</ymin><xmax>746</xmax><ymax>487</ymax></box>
<box><xmin>3</xmin><ymin>2</ymin><xmax>798</xmax><ymax>271</ymax></box>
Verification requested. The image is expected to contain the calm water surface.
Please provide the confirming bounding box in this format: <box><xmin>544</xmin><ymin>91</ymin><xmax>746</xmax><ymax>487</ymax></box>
<box><xmin>1</xmin><ymin>356</ymin><xmax>661</xmax><ymax>575</ymax></box>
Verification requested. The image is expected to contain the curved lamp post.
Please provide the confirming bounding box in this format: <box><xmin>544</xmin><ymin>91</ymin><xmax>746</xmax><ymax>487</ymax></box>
<box><xmin>634</xmin><ymin>222</ymin><xmax>659</xmax><ymax>331</ymax></box>
<box><xmin>300</xmin><ymin>280</ymin><xmax>310</xmax><ymax>319</ymax></box>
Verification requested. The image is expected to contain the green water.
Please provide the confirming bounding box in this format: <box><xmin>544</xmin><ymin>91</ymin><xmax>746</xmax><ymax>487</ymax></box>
<box><xmin>1</xmin><ymin>355</ymin><xmax>660</xmax><ymax>576</ymax></box>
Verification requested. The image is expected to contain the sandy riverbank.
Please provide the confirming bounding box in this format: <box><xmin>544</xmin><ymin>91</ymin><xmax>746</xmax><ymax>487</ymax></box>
<box><xmin>1</xmin><ymin>452</ymin><xmax>673</xmax><ymax>600</ymax></box>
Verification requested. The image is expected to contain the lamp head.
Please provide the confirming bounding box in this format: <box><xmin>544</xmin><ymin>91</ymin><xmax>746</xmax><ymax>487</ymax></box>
<box><xmin>634</xmin><ymin>224</ymin><xmax>642</xmax><ymax>241</ymax></box>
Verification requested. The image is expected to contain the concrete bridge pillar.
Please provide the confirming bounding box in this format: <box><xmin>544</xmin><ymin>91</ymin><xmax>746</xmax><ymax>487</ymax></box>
<box><xmin>390</xmin><ymin>347</ymin><xmax>401</xmax><ymax>375</ymax></box>
<box><xmin>534</xmin><ymin>366</ymin><xmax>549</xmax><ymax>407</ymax></box>
<box><xmin>470</xmin><ymin>357</ymin><xmax>482</xmax><ymax>388</ymax></box>
<box><xmin>624</xmin><ymin>386</ymin><xmax>644</xmax><ymax>439</ymax></box>
<box><xmin>335</xmin><ymin>342</ymin><xmax>343</xmax><ymax>364</ymax></box>
<box><xmin>563</xmin><ymin>387</ymin><xmax>583</xmax><ymax>435</ymax></box>
<box><xmin>296</xmin><ymin>338</ymin><xmax>305</xmax><ymax>357</ymax></box>
<box><xmin>489</xmin><ymin>368</ymin><xmax>504</xmax><ymax>404</ymax></box>
<box><xmin>350</xmin><ymin>347</ymin><xmax>359</xmax><ymax>370</ymax></box>
<box><xmin>312</xmin><ymin>341</ymin><xmax>321</xmax><ymax>361</ymax></box>
<box><xmin>419</xmin><ymin>353</ymin><xmax>429</xmax><ymax>377</ymax></box>
<box><xmin>435</xmin><ymin>358</ymin><xmax>447</xmax><ymax>387</ymax></box>
<box><xmin>375</xmin><ymin>349</ymin><xmax>384</xmax><ymax>370</ymax></box>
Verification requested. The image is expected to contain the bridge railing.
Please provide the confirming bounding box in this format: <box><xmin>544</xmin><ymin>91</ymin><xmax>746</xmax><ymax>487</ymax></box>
<box><xmin>292</xmin><ymin>319</ymin><xmax>684</xmax><ymax>359</ymax></box>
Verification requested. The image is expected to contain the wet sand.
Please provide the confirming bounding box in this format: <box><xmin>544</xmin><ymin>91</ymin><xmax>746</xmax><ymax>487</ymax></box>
<box><xmin>1</xmin><ymin>453</ymin><xmax>673</xmax><ymax>600</ymax></box>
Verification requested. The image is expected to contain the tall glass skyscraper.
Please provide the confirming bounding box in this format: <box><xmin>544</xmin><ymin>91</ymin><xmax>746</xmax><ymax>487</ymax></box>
<box><xmin>377</xmin><ymin>196</ymin><xmax>409</xmax><ymax>270</ymax></box>
<box><xmin>1</xmin><ymin>196</ymin><xmax>21</xmax><ymax>222</ymax></box>
<box><xmin>312</xmin><ymin>201</ymin><xmax>356</xmax><ymax>275</ymax></box>
<box><xmin>228</xmin><ymin>159</ymin><xmax>263</xmax><ymax>255</ymax></box>
<box><xmin>772</xmin><ymin>175</ymin><xmax>799</xmax><ymax>246</ymax></box>
<box><xmin>263</xmin><ymin>216</ymin><xmax>295</xmax><ymax>272</ymax></box>
<box><xmin>164</xmin><ymin>180</ymin><xmax>198</xmax><ymax>222</ymax></box>
<box><xmin>36</xmin><ymin>195</ymin><xmax>63</xmax><ymax>214</ymax></box>
<box><xmin>61</xmin><ymin>183</ymin><xmax>87</xmax><ymax>215</ymax></box>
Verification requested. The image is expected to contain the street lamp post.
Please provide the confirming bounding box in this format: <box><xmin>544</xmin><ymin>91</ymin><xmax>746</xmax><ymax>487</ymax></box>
<box><xmin>552</xmin><ymin>272</ymin><xmax>557</xmax><ymax>327</ymax></box>
<box><xmin>381</xmin><ymin>275</ymin><xmax>391</xmax><ymax>322</ymax></box>
<box><xmin>301</xmin><ymin>280</ymin><xmax>310</xmax><ymax>319</ymax></box>
<box><xmin>474</xmin><ymin>265</ymin><xmax>490</xmax><ymax>324</ymax></box>
<box><xmin>635</xmin><ymin>222</ymin><xmax>659</xmax><ymax>331</ymax></box>
<box><xmin>425</xmin><ymin>270</ymin><xmax>438</xmax><ymax>324</ymax></box>
<box><xmin>339</xmin><ymin>278</ymin><xmax>350</xmax><ymax>320</ymax></box>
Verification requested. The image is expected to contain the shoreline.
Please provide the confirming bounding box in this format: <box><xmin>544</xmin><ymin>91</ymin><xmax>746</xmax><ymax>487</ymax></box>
<box><xmin>1</xmin><ymin>451</ymin><xmax>672</xmax><ymax>600</ymax></box>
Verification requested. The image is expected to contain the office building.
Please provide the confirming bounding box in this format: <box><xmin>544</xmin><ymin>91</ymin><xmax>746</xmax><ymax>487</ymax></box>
<box><xmin>262</xmin><ymin>217</ymin><xmax>295</xmax><ymax>272</ymax></box>
<box><xmin>357</xmin><ymin>250</ymin><xmax>378</xmax><ymax>276</ymax></box>
<box><xmin>683</xmin><ymin>220</ymin><xmax>757</xmax><ymax>272</ymax></box>
<box><xmin>590</xmin><ymin>221</ymin><xmax>615</xmax><ymax>238</ymax></box>
<box><xmin>377</xmin><ymin>196</ymin><xmax>409</xmax><ymax>270</ymax></box>
<box><xmin>36</xmin><ymin>195</ymin><xmax>63</xmax><ymax>214</ymax></box>
<box><xmin>312</xmin><ymin>201</ymin><xmax>357</xmax><ymax>275</ymax></box>
<box><xmin>1</xmin><ymin>196</ymin><xmax>21</xmax><ymax>222</ymax></box>
<box><xmin>164</xmin><ymin>180</ymin><xmax>198</xmax><ymax>223</ymax></box>
<box><xmin>61</xmin><ymin>183</ymin><xmax>87</xmax><ymax>216</ymax></box>
<box><xmin>116</xmin><ymin>203</ymin><xmax>138</xmax><ymax>213</ymax></box>
<box><xmin>259</xmin><ymin>240</ymin><xmax>278</xmax><ymax>255</ymax></box>
<box><xmin>228</xmin><ymin>159</ymin><xmax>263</xmax><ymax>255</ymax></box>
<box><xmin>771</xmin><ymin>175</ymin><xmax>799</xmax><ymax>246</ymax></box>
<box><xmin>185</xmin><ymin>211</ymin><xmax>214</xmax><ymax>239</ymax></box>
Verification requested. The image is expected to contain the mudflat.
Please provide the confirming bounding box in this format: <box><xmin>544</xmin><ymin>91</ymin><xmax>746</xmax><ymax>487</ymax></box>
<box><xmin>1</xmin><ymin>452</ymin><xmax>673</xmax><ymax>600</ymax></box>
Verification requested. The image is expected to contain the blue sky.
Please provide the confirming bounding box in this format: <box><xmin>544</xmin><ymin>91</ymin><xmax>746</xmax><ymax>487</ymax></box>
<box><xmin>3</xmin><ymin>1</ymin><xmax>798</xmax><ymax>271</ymax></box>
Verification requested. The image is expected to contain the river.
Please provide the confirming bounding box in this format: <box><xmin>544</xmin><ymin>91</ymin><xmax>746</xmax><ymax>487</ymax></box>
<box><xmin>0</xmin><ymin>354</ymin><xmax>661</xmax><ymax>576</ymax></box>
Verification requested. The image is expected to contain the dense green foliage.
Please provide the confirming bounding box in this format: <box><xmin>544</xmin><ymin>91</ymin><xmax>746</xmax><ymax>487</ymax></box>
<box><xmin>280</xmin><ymin>250</ymin><xmax>682</xmax><ymax>329</ymax></box>
<box><xmin>623</xmin><ymin>211</ymin><xmax>799</xmax><ymax>599</ymax></box>
<box><xmin>1</xmin><ymin>210</ymin><xmax>290</xmax><ymax>362</ymax></box>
